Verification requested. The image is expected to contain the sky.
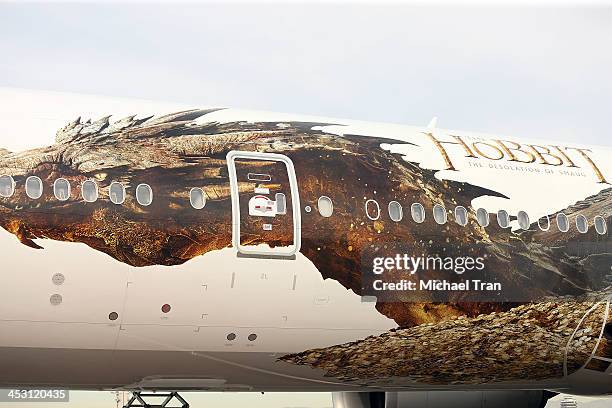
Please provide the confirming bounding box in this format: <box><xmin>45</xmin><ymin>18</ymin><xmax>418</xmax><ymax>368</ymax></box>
<box><xmin>1</xmin><ymin>1</ymin><xmax>612</xmax><ymax>408</ymax></box>
<box><xmin>1</xmin><ymin>2</ymin><xmax>612</xmax><ymax>146</ymax></box>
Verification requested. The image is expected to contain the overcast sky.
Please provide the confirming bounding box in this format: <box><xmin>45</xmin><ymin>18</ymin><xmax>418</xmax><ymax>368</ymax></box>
<box><xmin>1</xmin><ymin>2</ymin><xmax>612</xmax><ymax>146</ymax></box>
<box><xmin>1</xmin><ymin>2</ymin><xmax>612</xmax><ymax>408</ymax></box>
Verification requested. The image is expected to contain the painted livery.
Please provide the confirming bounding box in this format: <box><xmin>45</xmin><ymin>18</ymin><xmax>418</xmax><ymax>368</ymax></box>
<box><xmin>0</xmin><ymin>91</ymin><xmax>611</xmax><ymax>407</ymax></box>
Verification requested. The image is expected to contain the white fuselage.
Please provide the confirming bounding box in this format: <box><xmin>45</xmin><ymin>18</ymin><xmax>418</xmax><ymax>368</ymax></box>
<box><xmin>0</xmin><ymin>88</ymin><xmax>611</xmax><ymax>395</ymax></box>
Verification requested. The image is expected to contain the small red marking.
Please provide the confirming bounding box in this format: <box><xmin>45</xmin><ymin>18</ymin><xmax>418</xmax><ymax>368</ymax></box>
<box><xmin>161</xmin><ymin>304</ymin><xmax>171</xmax><ymax>313</ymax></box>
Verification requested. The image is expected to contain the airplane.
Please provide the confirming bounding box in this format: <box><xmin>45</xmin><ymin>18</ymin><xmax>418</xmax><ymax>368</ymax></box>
<box><xmin>0</xmin><ymin>88</ymin><xmax>611</xmax><ymax>408</ymax></box>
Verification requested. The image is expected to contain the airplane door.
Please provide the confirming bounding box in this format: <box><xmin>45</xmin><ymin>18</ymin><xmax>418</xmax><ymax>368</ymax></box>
<box><xmin>227</xmin><ymin>151</ymin><xmax>301</xmax><ymax>258</ymax></box>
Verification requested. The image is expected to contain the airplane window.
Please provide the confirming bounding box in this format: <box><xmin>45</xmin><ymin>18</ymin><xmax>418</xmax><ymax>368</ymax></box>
<box><xmin>388</xmin><ymin>201</ymin><xmax>403</xmax><ymax>222</ymax></box>
<box><xmin>594</xmin><ymin>216</ymin><xmax>607</xmax><ymax>235</ymax></box>
<box><xmin>82</xmin><ymin>180</ymin><xmax>98</xmax><ymax>203</ymax></box>
<box><xmin>497</xmin><ymin>210</ymin><xmax>510</xmax><ymax>228</ymax></box>
<box><xmin>411</xmin><ymin>203</ymin><xmax>425</xmax><ymax>224</ymax></box>
<box><xmin>318</xmin><ymin>196</ymin><xmax>333</xmax><ymax>218</ymax></box>
<box><xmin>25</xmin><ymin>176</ymin><xmax>43</xmax><ymax>199</ymax></box>
<box><xmin>109</xmin><ymin>182</ymin><xmax>125</xmax><ymax>205</ymax></box>
<box><xmin>557</xmin><ymin>213</ymin><xmax>569</xmax><ymax>232</ymax></box>
<box><xmin>517</xmin><ymin>211</ymin><xmax>530</xmax><ymax>230</ymax></box>
<box><xmin>189</xmin><ymin>187</ymin><xmax>206</xmax><ymax>210</ymax></box>
<box><xmin>365</xmin><ymin>199</ymin><xmax>381</xmax><ymax>221</ymax></box>
<box><xmin>0</xmin><ymin>175</ymin><xmax>14</xmax><ymax>198</ymax></box>
<box><xmin>576</xmin><ymin>214</ymin><xmax>588</xmax><ymax>234</ymax></box>
<box><xmin>433</xmin><ymin>204</ymin><xmax>447</xmax><ymax>225</ymax></box>
<box><xmin>476</xmin><ymin>208</ymin><xmax>489</xmax><ymax>227</ymax></box>
<box><xmin>53</xmin><ymin>178</ymin><xmax>71</xmax><ymax>201</ymax></box>
<box><xmin>455</xmin><ymin>206</ymin><xmax>468</xmax><ymax>226</ymax></box>
<box><xmin>136</xmin><ymin>184</ymin><xmax>153</xmax><ymax>206</ymax></box>
<box><xmin>538</xmin><ymin>215</ymin><xmax>550</xmax><ymax>231</ymax></box>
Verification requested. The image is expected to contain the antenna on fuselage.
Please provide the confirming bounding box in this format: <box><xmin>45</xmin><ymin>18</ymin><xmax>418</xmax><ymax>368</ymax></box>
<box><xmin>427</xmin><ymin>116</ymin><xmax>438</xmax><ymax>130</ymax></box>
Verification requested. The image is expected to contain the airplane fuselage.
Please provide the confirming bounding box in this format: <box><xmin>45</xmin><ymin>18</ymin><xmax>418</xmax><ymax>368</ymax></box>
<box><xmin>0</xmin><ymin>105</ymin><xmax>611</xmax><ymax>396</ymax></box>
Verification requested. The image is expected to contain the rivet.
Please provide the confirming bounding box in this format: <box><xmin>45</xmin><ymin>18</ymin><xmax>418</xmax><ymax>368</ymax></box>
<box><xmin>50</xmin><ymin>294</ymin><xmax>63</xmax><ymax>306</ymax></box>
<box><xmin>52</xmin><ymin>273</ymin><xmax>65</xmax><ymax>286</ymax></box>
